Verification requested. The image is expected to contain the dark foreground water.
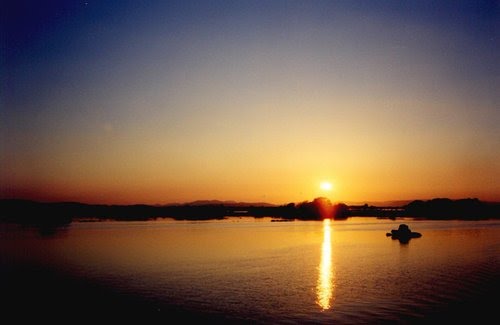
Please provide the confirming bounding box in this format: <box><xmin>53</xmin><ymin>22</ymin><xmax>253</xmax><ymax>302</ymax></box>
<box><xmin>1</xmin><ymin>217</ymin><xmax>499</xmax><ymax>323</ymax></box>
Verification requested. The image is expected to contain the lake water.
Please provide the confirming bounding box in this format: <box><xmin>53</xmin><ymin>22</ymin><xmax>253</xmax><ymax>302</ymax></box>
<box><xmin>1</xmin><ymin>217</ymin><xmax>499</xmax><ymax>323</ymax></box>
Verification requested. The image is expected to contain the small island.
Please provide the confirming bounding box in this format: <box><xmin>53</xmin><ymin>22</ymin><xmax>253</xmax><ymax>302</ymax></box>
<box><xmin>386</xmin><ymin>224</ymin><xmax>422</xmax><ymax>244</ymax></box>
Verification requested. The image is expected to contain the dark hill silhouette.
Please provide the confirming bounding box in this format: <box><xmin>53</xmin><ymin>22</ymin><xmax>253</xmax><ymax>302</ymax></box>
<box><xmin>404</xmin><ymin>198</ymin><xmax>498</xmax><ymax>219</ymax></box>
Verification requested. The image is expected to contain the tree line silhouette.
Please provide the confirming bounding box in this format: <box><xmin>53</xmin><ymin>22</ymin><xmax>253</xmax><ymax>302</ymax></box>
<box><xmin>1</xmin><ymin>197</ymin><xmax>498</xmax><ymax>231</ymax></box>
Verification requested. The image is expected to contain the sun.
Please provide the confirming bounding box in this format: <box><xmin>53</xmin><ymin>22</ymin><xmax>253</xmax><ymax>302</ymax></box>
<box><xmin>320</xmin><ymin>181</ymin><xmax>333</xmax><ymax>191</ymax></box>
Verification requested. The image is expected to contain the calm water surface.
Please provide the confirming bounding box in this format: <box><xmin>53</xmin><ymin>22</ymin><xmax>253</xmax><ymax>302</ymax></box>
<box><xmin>1</xmin><ymin>217</ymin><xmax>499</xmax><ymax>323</ymax></box>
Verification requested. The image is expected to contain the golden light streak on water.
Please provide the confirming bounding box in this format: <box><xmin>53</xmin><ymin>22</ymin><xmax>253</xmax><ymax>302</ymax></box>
<box><xmin>316</xmin><ymin>218</ymin><xmax>334</xmax><ymax>310</ymax></box>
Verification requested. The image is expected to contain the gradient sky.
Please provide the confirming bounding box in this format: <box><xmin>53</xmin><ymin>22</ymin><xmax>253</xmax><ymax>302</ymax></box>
<box><xmin>1</xmin><ymin>0</ymin><xmax>499</xmax><ymax>204</ymax></box>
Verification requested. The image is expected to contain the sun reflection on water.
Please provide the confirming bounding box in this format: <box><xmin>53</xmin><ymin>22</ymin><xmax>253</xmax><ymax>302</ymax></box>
<box><xmin>317</xmin><ymin>218</ymin><xmax>334</xmax><ymax>310</ymax></box>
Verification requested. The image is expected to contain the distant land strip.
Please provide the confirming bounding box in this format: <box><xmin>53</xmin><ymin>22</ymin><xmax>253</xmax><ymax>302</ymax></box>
<box><xmin>1</xmin><ymin>198</ymin><xmax>499</xmax><ymax>230</ymax></box>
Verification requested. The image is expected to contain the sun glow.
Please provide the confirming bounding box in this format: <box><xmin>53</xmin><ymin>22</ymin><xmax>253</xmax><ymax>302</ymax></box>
<box><xmin>320</xmin><ymin>181</ymin><xmax>333</xmax><ymax>191</ymax></box>
<box><xmin>317</xmin><ymin>218</ymin><xmax>334</xmax><ymax>310</ymax></box>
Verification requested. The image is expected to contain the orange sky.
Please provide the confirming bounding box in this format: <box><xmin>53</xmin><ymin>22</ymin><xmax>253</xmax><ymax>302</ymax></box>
<box><xmin>2</xmin><ymin>1</ymin><xmax>499</xmax><ymax>205</ymax></box>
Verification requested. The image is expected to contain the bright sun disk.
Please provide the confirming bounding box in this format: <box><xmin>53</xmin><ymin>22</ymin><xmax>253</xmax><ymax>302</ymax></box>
<box><xmin>320</xmin><ymin>181</ymin><xmax>333</xmax><ymax>191</ymax></box>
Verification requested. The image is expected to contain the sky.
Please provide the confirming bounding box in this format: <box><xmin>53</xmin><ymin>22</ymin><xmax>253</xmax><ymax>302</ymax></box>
<box><xmin>1</xmin><ymin>0</ymin><xmax>499</xmax><ymax>205</ymax></box>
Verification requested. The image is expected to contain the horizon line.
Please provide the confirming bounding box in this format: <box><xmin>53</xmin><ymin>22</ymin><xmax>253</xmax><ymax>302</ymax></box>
<box><xmin>1</xmin><ymin>196</ymin><xmax>497</xmax><ymax>207</ymax></box>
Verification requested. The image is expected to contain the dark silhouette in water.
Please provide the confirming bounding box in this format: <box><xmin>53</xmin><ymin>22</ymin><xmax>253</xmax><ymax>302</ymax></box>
<box><xmin>386</xmin><ymin>224</ymin><xmax>422</xmax><ymax>244</ymax></box>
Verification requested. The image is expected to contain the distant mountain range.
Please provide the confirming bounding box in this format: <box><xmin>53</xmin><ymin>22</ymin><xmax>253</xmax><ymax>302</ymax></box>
<box><xmin>343</xmin><ymin>200</ymin><xmax>413</xmax><ymax>207</ymax></box>
<box><xmin>184</xmin><ymin>199</ymin><xmax>416</xmax><ymax>208</ymax></box>
<box><xmin>181</xmin><ymin>200</ymin><xmax>276</xmax><ymax>207</ymax></box>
